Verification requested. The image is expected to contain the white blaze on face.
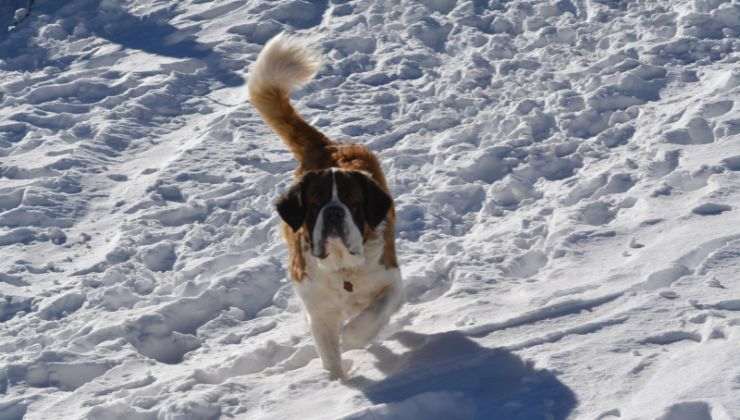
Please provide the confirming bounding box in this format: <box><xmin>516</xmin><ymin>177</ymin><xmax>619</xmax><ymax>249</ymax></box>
<box><xmin>312</xmin><ymin>169</ymin><xmax>365</xmax><ymax>271</ymax></box>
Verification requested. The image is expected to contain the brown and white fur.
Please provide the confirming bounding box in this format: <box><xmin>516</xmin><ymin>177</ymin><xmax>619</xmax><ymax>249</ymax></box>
<box><xmin>248</xmin><ymin>34</ymin><xmax>403</xmax><ymax>379</ymax></box>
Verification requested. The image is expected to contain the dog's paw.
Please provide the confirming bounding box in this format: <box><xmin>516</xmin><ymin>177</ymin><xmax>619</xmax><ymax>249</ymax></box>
<box><xmin>326</xmin><ymin>359</ymin><xmax>352</xmax><ymax>381</ymax></box>
<box><xmin>328</xmin><ymin>368</ymin><xmax>345</xmax><ymax>381</ymax></box>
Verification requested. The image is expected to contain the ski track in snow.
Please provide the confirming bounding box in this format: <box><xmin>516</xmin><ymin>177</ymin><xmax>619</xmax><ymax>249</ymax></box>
<box><xmin>0</xmin><ymin>0</ymin><xmax>739</xmax><ymax>419</ymax></box>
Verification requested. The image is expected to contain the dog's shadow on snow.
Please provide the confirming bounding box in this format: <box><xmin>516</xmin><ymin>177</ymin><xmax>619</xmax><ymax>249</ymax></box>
<box><xmin>348</xmin><ymin>331</ymin><xmax>576</xmax><ymax>420</ymax></box>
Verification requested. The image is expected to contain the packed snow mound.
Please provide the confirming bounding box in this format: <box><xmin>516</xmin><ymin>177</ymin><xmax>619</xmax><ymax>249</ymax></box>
<box><xmin>0</xmin><ymin>0</ymin><xmax>739</xmax><ymax>419</ymax></box>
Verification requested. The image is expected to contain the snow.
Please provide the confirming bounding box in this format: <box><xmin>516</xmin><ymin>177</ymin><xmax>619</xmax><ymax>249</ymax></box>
<box><xmin>0</xmin><ymin>0</ymin><xmax>739</xmax><ymax>419</ymax></box>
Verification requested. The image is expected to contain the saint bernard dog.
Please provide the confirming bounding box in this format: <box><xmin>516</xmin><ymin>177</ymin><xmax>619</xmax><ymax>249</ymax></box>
<box><xmin>248</xmin><ymin>34</ymin><xmax>403</xmax><ymax>379</ymax></box>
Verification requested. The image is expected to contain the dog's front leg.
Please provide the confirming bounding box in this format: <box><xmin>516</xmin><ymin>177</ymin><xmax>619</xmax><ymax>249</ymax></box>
<box><xmin>308</xmin><ymin>309</ymin><xmax>344</xmax><ymax>379</ymax></box>
<box><xmin>342</xmin><ymin>275</ymin><xmax>404</xmax><ymax>350</ymax></box>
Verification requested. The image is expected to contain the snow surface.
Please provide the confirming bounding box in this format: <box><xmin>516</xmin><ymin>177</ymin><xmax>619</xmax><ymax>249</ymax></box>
<box><xmin>1</xmin><ymin>0</ymin><xmax>739</xmax><ymax>419</ymax></box>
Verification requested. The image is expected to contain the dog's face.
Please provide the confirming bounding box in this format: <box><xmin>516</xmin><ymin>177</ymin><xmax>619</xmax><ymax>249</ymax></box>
<box><xmin>276</xmin><ymin>169</ymin><xmax>392</xmax><ymax>265</ymax></box>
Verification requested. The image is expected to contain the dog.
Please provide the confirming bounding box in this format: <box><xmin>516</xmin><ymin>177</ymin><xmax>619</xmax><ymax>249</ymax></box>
<box><xmin>248</xmin><ymin>34</ymin><xmax>404</xmax><ymax>379</ymax></box>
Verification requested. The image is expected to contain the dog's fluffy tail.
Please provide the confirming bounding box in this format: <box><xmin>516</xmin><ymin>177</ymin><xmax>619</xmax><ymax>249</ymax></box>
<box><xmin>248</xmin><ymin>33</ymin><xmax>330</xmax><ymax>163</ymax></box>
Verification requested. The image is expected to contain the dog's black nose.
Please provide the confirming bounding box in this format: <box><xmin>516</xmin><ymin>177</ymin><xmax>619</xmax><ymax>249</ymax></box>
<box><xmin>324</xmin><ymin>205</ymin><xmax>344</xmax><ymax>224</ymax></box>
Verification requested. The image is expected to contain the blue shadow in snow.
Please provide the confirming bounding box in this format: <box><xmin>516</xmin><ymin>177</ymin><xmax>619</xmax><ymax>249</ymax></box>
<box><xmin>348</xmin><ymin>331</ymin><xmax>577</xmax><ymax>420</ymax></box>
<box><xmin>92</xmin><ymin>5</ymin><xmax>243</xmax><ymax>87</ymax></box>
<box><xmin>1</xmin><ymin>0</ymin><xmax>243</xmax><ymax>87</ymax></box>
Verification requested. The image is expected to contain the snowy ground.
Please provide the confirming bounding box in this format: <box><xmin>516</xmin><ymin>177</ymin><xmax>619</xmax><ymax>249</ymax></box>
<box><xmin>0</xmin><ymin>0</ymin><xmax>739</xmax><ymax>419</ymax></box>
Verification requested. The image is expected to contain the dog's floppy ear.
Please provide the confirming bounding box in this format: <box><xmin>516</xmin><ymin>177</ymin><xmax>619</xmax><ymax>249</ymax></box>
<box><xmin>358</xmin><ymin>174</ymin><xmax>392</xmax><ymax>229</ymax></box>
<box><xmin>276</xmin><ymin>182</ymin><xmax>305</xmax><ymax>231</ymax></box>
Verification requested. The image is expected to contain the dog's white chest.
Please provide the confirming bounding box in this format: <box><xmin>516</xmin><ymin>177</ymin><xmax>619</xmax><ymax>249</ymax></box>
<box><xmin>300</xmin><ymin>260</ymin><xmax>395</xmax><ymax>318</ymax></box>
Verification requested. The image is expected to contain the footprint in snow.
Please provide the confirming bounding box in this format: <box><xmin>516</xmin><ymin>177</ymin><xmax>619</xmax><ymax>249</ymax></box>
<box><xmin>692</xmin><ymin>203</ymin><xmax>731</xmax><ymax>216</ymax></box>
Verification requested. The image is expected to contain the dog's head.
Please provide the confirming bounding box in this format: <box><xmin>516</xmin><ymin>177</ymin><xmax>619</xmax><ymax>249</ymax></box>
<box><xmin>276</xmin><ymin>169</ymin><xmax>392</xmax><ymax>267</ymax></box>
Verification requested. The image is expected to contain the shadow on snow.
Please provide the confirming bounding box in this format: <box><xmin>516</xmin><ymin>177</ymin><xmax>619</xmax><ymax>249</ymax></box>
<box><xmin>1</xmin><ymin>0</ymin><xmax>242</xmax><ymax>87</ymax></box>
<box><xmin>348</xmin><ymin>331</ymin><xmax>577</xmax><ymax>420</ymax></box>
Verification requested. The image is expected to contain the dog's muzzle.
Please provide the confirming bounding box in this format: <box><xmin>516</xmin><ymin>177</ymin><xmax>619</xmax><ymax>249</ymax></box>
<box><xmin>323</xmin><ymin>205</ymin><xmax>344</xmax><ymax>237</ymax></box>
<box><xmin>313</xmin><ymin>204</ymin><xmax>362</xmax><ymax>260</ymax></box>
